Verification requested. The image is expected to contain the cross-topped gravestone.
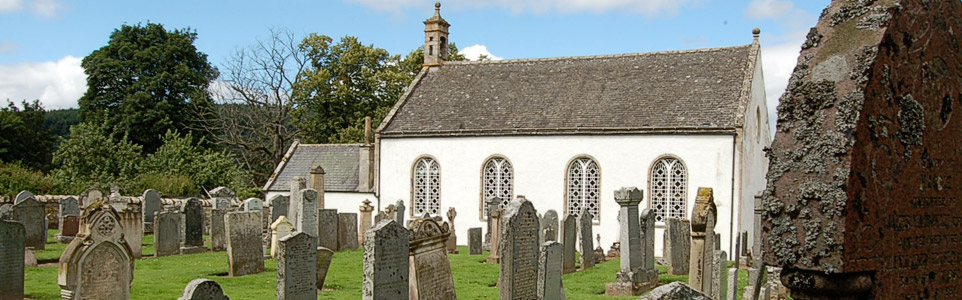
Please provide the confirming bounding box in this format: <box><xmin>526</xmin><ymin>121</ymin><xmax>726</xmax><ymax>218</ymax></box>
<box><xmin>689</xmin><ymin>188</ymin><xmax>716</xmax><ymax>294</ymax></box>
<box><xmin>561</xmin><ymin>214</ymin><xmax>577</xmax><ymax>274</ymax></box>
<box><xmin>178</xmin><ymin>278</ymin><xmax>229</xmax><ymax>300</ymax></box>
<box><xmin>337</xmin><ymin>213</ymin><xmax>358</xmax><ymax>251</ymax></box>
<box><xmin>154</xmin><ymin>211</ymin><xmax>182</xmax><ymax>257</ymax></box>
<box><xmin>0</xmin><ymin>220</ymin><xmax>25</xmax><ymax>300</ymax></box>
<box><xmin>445</xmin><ymin>207</ymin><xmax>458</xmax><ymax>254</ymax></box>
<box><xmin>578</xmin><ymin>208</ymin><xmax>594</xmax><ymax>270</ymax></box>
<box><xmin>317</xmin><ymin>209</ymin><xmax>339</xmax><ymax>251</ymax></box>
<box><xmin>277</xmin><ymin>232</ymin><xmax>317</xmax><ymax>300</ymax></box>
<box><xmin>761</xmin><ymin>1</ymin><xmax>962</xmax><ymax>299</ymax></box>
<box><xmin>408</xmin><ymin>217</ymin><xmax>457</xmax><ymax>300</ymax></box>
<box><xmin>225</xmin><ymin>212</ymin><xmax>264</xmax><ymax>276</ymax></box>
<box><xmin>142</xmin><ymin>189</ymin><xmax>161</xmax><ymax>231</ymax></box>
<box><xmin>58</xmin><ymin>201</ymin><xmax>135</xmax><ymax>300</ymax></box>
<box><xmin>12</xmin><ymin>197</ymin><xmax>44</xmax><ymax>250</ymax></box>
<box><xmin>664</xmin><ymin>218</ymin><xmax>691</xmax><ymax>275</ymax></box>
<box><xmin>498</xmin><ymin>196</ymin><xmax>540</xmax><ymax>300</ymax></box>
<box><xmin>362</xmin><ymin>220</ymin><xmax>410</xmax><ymax>300</ymax></box>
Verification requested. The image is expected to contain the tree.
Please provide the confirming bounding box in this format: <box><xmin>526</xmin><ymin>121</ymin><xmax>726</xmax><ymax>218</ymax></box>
<box><xmin>195</xmin><ymin>29</ymin><xmax>305</xmax><ymax>185</ymax></box>
<box><xmin>78</xmin><ymin>22</ymin><xmax>218</xmax><ymax>152</ymax></box>
<box><xmin>43</xmin><ymin>108</ymin><xmax>80</xmax><ymax>138</ymax></box>
<box><xmin>50</xmin><ymin>122</ymin><xmax>143</xmax><ymax>193</ymax></box>
<box><xmin>292</xmin><ymin>35</ymin><xmax>466</xmax><ymax>143</ymax></box>
<box><xmin>139</xmin><ymin>130</ymin><xmax>241</xmax><ymax>195</ymax></box>
<box><xmin>0</xmin><ymin>100</ymin><xmax>58</xmax><ymax>171</ymax></box>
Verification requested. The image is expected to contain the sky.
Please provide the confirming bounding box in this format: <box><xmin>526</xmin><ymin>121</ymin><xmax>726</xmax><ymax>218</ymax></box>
<box><xmin>0</xmin><ymin>0</ymin><xmax>830</xmax><ymax>129</ymax></box>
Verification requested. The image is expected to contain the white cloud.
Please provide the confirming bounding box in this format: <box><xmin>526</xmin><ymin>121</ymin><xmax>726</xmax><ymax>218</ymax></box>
<box><xmin>347</xmin><ymin>0</ymin><xmax>698</xmax><ymax>17</ymax></box>
<box><xmin>459</xmin><ymin>44</ymin><xmax>503</xmax><ymax>61</ymax></box>
<box><xmin>0</xmin><ymin>56</ymin><xmax>86</xmax><ymax>109</ymax></box>
<box><xmin>0</xmin><ymin>0</ymin><xmax>23</xmax><ymax>12</ymax></box>
<box><xmin>30</xmin><ymin>0</ymin><xmax>61</xmax><ymax>17</ymax></box>
<box><xmin>745</xmin><ymin>0</ymin><xmax>794</xmax><ymax>19</ymax></box>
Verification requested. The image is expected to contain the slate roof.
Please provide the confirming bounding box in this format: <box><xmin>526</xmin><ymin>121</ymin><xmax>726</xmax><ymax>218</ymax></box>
<box><xmin>263</xmin><ymin>142</ymin><xmax>364</xmax><ymax>192</ymax></box>
<box><xmin>378</xmin><ymin>44</ymin><xmax>759</xmax><ymax>137</ymax></box>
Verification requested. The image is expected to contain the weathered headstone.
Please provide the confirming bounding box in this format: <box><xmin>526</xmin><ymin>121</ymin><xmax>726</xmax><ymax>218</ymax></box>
<box><xmin>561</xmin><ymin>214</ymin><xmax>577</xmax><ymax>274</ymax></box>
<box><xmin>0</xmin><ymin>220</ymin><xmax>25</xmax><ymax>300</ymax></box>
<box><xmin>359</xmin><ymin>200</ymin><xmax>374</xmax><ymax>245</ymax></box>
<box><xmin>727</xmin><ymin>268</ymin><xmax>738</xmax><ymax>300</ymax></box>
<box><xmin>154</xmin><ymin>211</ymin><xmax>182</xmax><ymax>257</ymax></box>
<box><xmin>14</xmin><ymin>190</ymin><xmax>34</xmax><ymax>205</ymax></box>
<box><xmin>483</xmin><ymin>196</ymin><xmax>497</xmax><ymax>250</ymax></box>
<box><xmin>180</xmin><ymin>198</ymin><xmax>206</xmax><ymax>254</ymax></box>
<box><xmin>142</xmin><ymin>189</ymin><xmax>161</xmax><ymax>232</ymax></box>
<box><xmin>637</xmin><ymin>282</ymin><xmax>711</xmax><ymax>300</ymax></box>
<box><xmin>761</xmin><ymin>1</ymin><xmax>962</xmax><ymax>299</ymax></box>
<box><xmin>689</xmin><ymin>187</ymin><xmax>716</xmax><ymax>294</ymax></box>
<box><xmin>664</xmin><ymin>218</ymin><xmax>691</xmax><ymax>275</ymax></box>
<box><xmin>641</xmin><ymin>208</ymin><xmax>656</xmax><ymax>270</ymax></box>
<box><xmin>118</xmin><ymin>204</ymin><xmax>143</xmax><ymax>258</ymax></box>
<box><xmin>498</xmin><ymin>196</ymin><xmax>540</xmax><ymax>300</ymax></box>
<box><xmin>317</xmin><ymin>246</ymin><xmax>334</xmax><ymax>290</ymax></box>
<box><xmin>225</xmin><ymin>211</ymin><xmax>264</xmax><ymax>276</ymax></box>
<box><xmin>362</xmin><ymin>220</ymin><xmax>410</xmax><ymax>300</ymax></box>
<box><xmin>178</xmin><ymin>278</ymin><xmax>230</xmax><ymax>300</ymax></box>
<box><xmin>578</xmin><ymin>208</ymin><xmax>594</xmax><ymax>270</ymax></box>
<box><xmin>287</xmin><ymin>177</ymin><xmax>307</xmax><ymax>226</ymax></box>
<box><xmin>606</xmin><ymin>187</ymin><xmax>654</xmax><ymax>296</ymax></box>
<box><xmin>394</xmin><ymin>199</ymin><xmax>405</xmax><ymax>226</ymax></box>
<box><xmin>58</xmin><ymin>202</ymin><xmax>135</xmax><ymax>300</ymax></box>
<box><xmin>746</xmin><ymin>194</ymin><xmax>766</xmax><ymax>300</ymax></box>
<box><xmin>23</xmin><ymin>248</ymin><xmax>36</xmax><ymax>267</ymax></box>
<box><xmin>293</xmin><ymin>189</ymin><xmax>318</xmax><ymax>238</ymax></box>
<box><xmin>209</xmin><ymin>186</ymin><xmax>234</xmax><ymax>211</ymax></box>
<box><xmin>468</xmin><ymin>227</ymin><xmax>482</xmax><ymax>255</ymax></box>
<box><xmin>407</xmin><ymin>217</ymin><xmax>457</xmax><ymax>300</ymax></box>
<box><xmin>541</xmin><ymin>209</ymin><xmax>559</xmax><ymax>245</ymax></box>
<box><xmin>537</xmin><ymin>241</ymin><xmax>565</xmax><ymax>300</ymax></box>
<box><xmin>78</xmin><ymin>188</ymin><xmax>102</xmax><ymax>209</ymax></box>
<box><xmin>12</xmin><ymin>197</ymin><xmax>44</xmax><ymax>250</ymax></box>
<box><xmin>485</xmin><ymin>207</ymin><xmax>503</xmax><ymax>264</ymax></box>
<box><xmin>242</xmin><ymin>197</ymin><xmax>263</xmax><ymax>216</ymax></box>
<box><xmin>712</xmin><ymin>250</ymin><xmax>727</xmax><ymax>300</ymax></box>
<box><xmin>59</xmin><ymin>196</ymin><xmax>80</xmax><ymax>217</ymax></box>
<box><xmin>59</xmin><ymin>215</ymin><xmax>80</xmax><ymax>243</ymax></box>
<box><xmin>269</xmin><ymin>194</ymin><xmax>290</xmax><ymax>226</ymax></box>
<box><xmin>337</xmin><ymin>213</ymin><xmax>358</xmax><ymax>251</ymax></box>
<box><xmin>445</xmin><ymin>207</ymin><xmax>458</xmax><ymax>254</ymax></box>
<box><xmin>271</xmin><ymin>215</ymin><xmax>295</xmax><ymax>258</ymax></box>
<box><xmin>277</xmin><ymin>232</ymin><xmax>317</xmax><ymax>300</ymax></box>
<box><xmin>317</xmin><ymin>209</ymin><xmax>339</xmax><ymax>251</ymax></box>
<box><xmin>210</xmin><ymin>209</ymin><xmax>227</xmax><ymax>252</ymax></box>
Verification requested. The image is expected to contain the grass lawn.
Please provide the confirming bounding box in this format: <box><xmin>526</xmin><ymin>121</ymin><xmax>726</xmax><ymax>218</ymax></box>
<box><xmin>26</xmin><ymin>230</ymin><xmax>750</xmax><ymax>299</ymax></box>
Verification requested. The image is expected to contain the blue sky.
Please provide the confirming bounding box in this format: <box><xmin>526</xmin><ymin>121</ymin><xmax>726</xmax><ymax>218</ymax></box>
<box><xmin>0</xmin><ymin>0</ymin><xmax>830</xmax><ymax>127</ymax></box>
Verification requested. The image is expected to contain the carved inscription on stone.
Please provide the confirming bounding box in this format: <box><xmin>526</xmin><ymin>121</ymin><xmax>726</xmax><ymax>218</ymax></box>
<box><xmin>80</xmin><ymin>244</ymin><xmax>128</xmax><ymax>299</ymax></box>
<box><xmin>0</xmin><ymin>221</ymin><xmax>25</xmax><ymax>299</ymax></box>
<box><xmin>278</xmin><ymin>232</ymin><xmax>317</xmax><ymax>300</ymax></box>
<box><xmin>499</xmin><ymin>197</ymin><xmax>540</xmax><ymax>300</ymax></box>
<box><xmin>363</xmin><ymin>220</ymin><xmax>409</xmax><ymax>300</ymax></box>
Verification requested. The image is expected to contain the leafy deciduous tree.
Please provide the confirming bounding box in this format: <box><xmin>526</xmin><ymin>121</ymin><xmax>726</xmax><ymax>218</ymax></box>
<box><xmin>0</xmin><ymin>100</ymin><xmax>58</xmax><ymax>171</ymax></box>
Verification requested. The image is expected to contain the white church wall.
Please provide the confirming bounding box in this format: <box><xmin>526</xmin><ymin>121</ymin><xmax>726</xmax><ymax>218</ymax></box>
<box><xmin>738</xmin><ymin>52</ymin><xmax>773</xmax><ymax>257</ymax></box>
<box><xmin>264</xmin><ymin>191</ymin><xmax>377</xmax><ymax>217</ymax></box>
<box><xmin>378</xmin><ymin>134</ymin><xmax>736</xmax><ymax>257</ymax></box>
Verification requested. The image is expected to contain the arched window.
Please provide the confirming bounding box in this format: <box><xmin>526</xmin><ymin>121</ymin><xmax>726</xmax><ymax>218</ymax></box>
<box><xmin>566</xmin><ymin>157</ymin><xmax>600</xmax><ymax>222</ymax></box>
<box><xmin>481</xmin><ymin>157</ymin><xmax>513</xmax><ymax>219</ymax></box>
<box><xmin>412</xmin><ymin>157</ymin><xmax>440</xmax><ymax>216</ymax></box>
<box><xmin>650</xmin><ymin>157</ymin><xmax>687</xmax><ymax>222</ymax></box>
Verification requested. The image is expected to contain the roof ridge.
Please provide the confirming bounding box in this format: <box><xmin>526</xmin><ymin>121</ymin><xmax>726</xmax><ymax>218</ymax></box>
<box><xmin>298</xmin><ymin>143</ymin><xmax>366</xmax><ymax>147</ymax></box>
<box><xmin>444</xmin><ymin>44</ymin><xmax>753</xmax><ymax>66</ymax></box>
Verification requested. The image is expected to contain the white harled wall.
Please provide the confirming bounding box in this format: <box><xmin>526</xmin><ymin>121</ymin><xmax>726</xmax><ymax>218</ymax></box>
<box><xmin>378</xmin><ymin>134</ymin><xmax>737</xmax><ymax>257</ymax></box>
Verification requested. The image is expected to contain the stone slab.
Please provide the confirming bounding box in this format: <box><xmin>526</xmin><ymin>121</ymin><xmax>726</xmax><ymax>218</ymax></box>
<box><xmin>498</xmin><ymin>197</ymin><xmax>540</xmax><ymax>300</ymax></box>
<box><xmin>178</xmin><ymin>278</ymin><xmax>229</xmax><ymax>300</ymax></box>
<box><xmin>210</xmin><ymin>209</ymin><xmax>226</xmax><ymax>252</ymax></box>
<box><xmin>277</xmin><ymin>232</ymin><xmax>317</xmax><ymax>300</ymax></box>
<box><xmin>317</xmin><ymin>246</ymin><xmax>334</xmax><ymax>290</ymax></box>
<box><xmin>317</xmin><ymin>209</ymin><xmax>338</xmax><ymax>251</ymax></box>
<box><xmin>468</xmin><ymin>227</ymin><xmax>482</xmax><ymax>255</ymax></box>
<box><xmin>154</xmin><ymin>212</ymin><xmax>182</xmax><ymax>257</ymax></box>
<box><xmin>337</xmin><ymin>213</ymin><xmax>358</xmax><ymax>251</ymax></box>
<box><xmin>12</xmin><ymin>198</ymin><xmax>44</xmax><ymax>250</ymax></box>
<box><xmin>0</xmin><ymin>221</ymin><xmax>25</xmax><ymax>300</ymax></box>
<box><xmin>664</xmin><ymin>218</ymin><xmax>691</xmax><ymax>275</ymax></box>
<box><xmin>225</xmin><ymin>212</ymin><xmax>264</xmax><ymax>277</ymax></box>
<box><xmin>362</xmin><ymin>220</ymin><xmax>409</xmax><ymax>300</ymax></box>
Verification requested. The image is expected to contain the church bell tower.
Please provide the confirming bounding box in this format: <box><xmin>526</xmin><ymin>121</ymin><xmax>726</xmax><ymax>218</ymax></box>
<box><xmin>423</xmin><ymin>2</ymin><xmax>450</xmax><ymax>66</ymax></box>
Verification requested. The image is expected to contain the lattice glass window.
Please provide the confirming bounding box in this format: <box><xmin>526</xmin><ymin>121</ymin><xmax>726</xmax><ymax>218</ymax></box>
<box><xmin>482</xmin><ymin>157</ymin><xmax>513</xmax><ymax>219</ymax></box>
<box><xmin>413</xmin><ymin>157</ymin><xmax>440</xmax><ymax>216</ymax></box>
<box><xmin>566</xmin><ymin>157</ymin><xmax>600</xmax><ymax>222</ymax></box>
<box><xmin>650</xmin><ymin>157</ymin><xmax>687</xmax><ymax>222</ymax></box>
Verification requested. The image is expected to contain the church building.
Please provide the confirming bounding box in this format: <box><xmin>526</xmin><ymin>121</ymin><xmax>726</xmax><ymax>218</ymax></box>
<box><xmin>374</xmin><ymin>3</ymin><xmax>772</xmax><ymax>257</ymax></box>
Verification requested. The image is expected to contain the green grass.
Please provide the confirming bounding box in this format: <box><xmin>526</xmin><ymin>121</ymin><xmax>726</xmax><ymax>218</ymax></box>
<box><xmin>27</xmin><ymin>230</ymin><xmax>752</xmax><ymax>299</ymax></box>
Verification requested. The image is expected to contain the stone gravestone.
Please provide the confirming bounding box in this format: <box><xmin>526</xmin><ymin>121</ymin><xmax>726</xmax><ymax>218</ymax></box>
<box><xmin>58</xmin><ymin>202</ymin><xmax>135</xmax><ymax>300</ymax></box>
<box><xmin>178</xmin><ymin>278</ymin><xmax>230</xmax><ymax>300</ymax></box>
<box><xmin>154</xmin><ymin>211</ymin><xmax>182</xmax><ymax>257</ymax></box>
<box><xmin>58</xmin><ymin>197</ymin><xmax>80</xmax><ymax>243</ymax></box>
<box><xmin>637</xmin><ymin>282</ymin><xmax>711</xmax><ymax>300</ymax></box>
<box><xmin>689</xmin><ymin>187</ymin><xmax>716</xmax><ymax>294</ymax></box>
<box><xmin>287</xmin><ymin>177</ymin><xmax>307</xmax><ymax>228</ymax></box>
<box><xmin>269</xmin><ymin>194</ymin><xmax>290</xmax><ymax>226</ymax></box>
<box><xmin>142</xmin><ymin>189</ymin><xmax>161</xmax><ymax>232</ymax></box>
<box><xmin>225</xmin><ymin>211</ymin><xmax>265</xmax><ymax>276</ymax></box>
<box><xmin>317</xmin><ymin>246</ymin><xmax>334</xmax><ymax>290</ymax></box>
<box><xmin>727</xmin><ymin>268</ymin><xmax>737</xmax><ymax>300</ymax></box>
<box><xmin>407</xmin><ymin>217</ymin><xmax>457</xmax><ymax>300</ymax></box>
<box><xmin>277</xmin><ymin>232</ymin><xmax>317</xmax><ymax>300</ymax></box>
<box><xmin>606</xmin><ymin>187</ymin><xmax>655</xmax><ymax>296</ymax></box>
<box><xmin>317</xmin><ymin>209</ymin><xmax>339</xmax><ymax>251</ymax></box>
<box><xmin>359</xmin><ymin>200</ymin><xmax>374</xmax><ymax>245</ymax></box>
<box><xmin>337</xmin><ymin>213</ymin><xmax>359</xmax><ymax>251</ymax></box>
<box><xmin>12</xmin><ymin>197</ymin><xmax>44</xmax><ymax>250</ymax></box>
<box><xmin>537</xmin><ymin>241</ymin><xmax>565</xmax><ymax>300</ymax></box>
<box><xmin>180</xmin><ymin>198</ymin><xmax>206</xmax><ymax>254</ymax></box>
<box><xmin>485</xmin><ymin>207</ymin><xmax>503</xmax><ymax>264</ymax></box>
<box><xmin>271</xmin><ymin>216</ymin><xmax>295</xmax><ymax>258</ymax></box>
<box><xmin>561</xmin><ymin>214</ymin><xmax>577</xmax><ymax>274</ymax></box>
<box><xmin>242</xmin><ymin>197</ymin><xmax>263</xmax><ymax>222</ymax></box>
<box><xmin>79</xmin><ymin>188</ymin><xmax>103</xmax><ymax>209</ymax></box>
<box><xmin>59</xmin><ymin>196</ymin><xmax>80</xmax><ymax>219</ymax></box>
<box><xmin>578</xmin><ymin>208</ymin><xmax>594</xmax><ymax>270</ymax></box>
<box><xmin>711</xmin><ymin>250</ymin><xmax>727</xmax><ymax>300</ymax></box>
<box><xmin>210</xmin><ymin>209</ymin><xmax>227</xmax><ymax>252</ymax></box>
<box><xmin>468</xmin><ymin>227</ymin><xmax>482</xmax><ymax>255</ymax></box>
<box><xmin>292</xmin><ymin>189</ymin><xmax>318</xmax><ymax>238</ymax></box>
<box><xmin>445</xmin><ymin>207</ymin><xmax>458</xmax><ymax>254</ymax></box>
<box><xmin>498</xmin><ymin>196</ymin><xmax>540</xmax><ymax>300</ymax></box>
<box><xmin>0</xmin><ymin>220</ymin><xmax>25</xmax><ymax>300</ymax></box>
<box><xmin>14</xmin><ymin>190</ymin><xmax>34</xmax><ymax>205</ymax></box>
<box><xmin>664</xmin><ymin>218</ymin><xmax>691</xmax><ymax>275</ymax></box>
<box><xmin>483</xmin><ymin>196</ymin><xmax>497</xmax><ymax>250</ymax></box>
<box><xmin>541</xmin><ymin>210</ymin><xmax>559</xmax><ymax>245</ymax></box>
<box><xmin>362</xmin><ymin>220</ymin><xmax>410</xmax><ymax>300</ymax></box>
<box><xmin>209</xmin><ymin>186</ymin><xmax>234</xmax><ymax>211</ymax></box>
<box><xmin>746</xmin><ymin>194</ymin><xmax>766</xmax><ymax>300</ymax></box>
<box><xmin>394</xmin><ymin>199</ymin><xmax>405</xmax><ymax>225</ymax></box>
<box><xmin>641</xmin><ymin>209</ymin><xmax>656</xmax><ymax>271</ymax></box>
<box><xmin>118</xmin><ymin>204</ymin><xmax>144</xmax><ymax>258</ymax></box>
<box><xmin>760</xmin><ymin>1</ymin><xmax>962</xmax><ymax>299</ymax></box>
